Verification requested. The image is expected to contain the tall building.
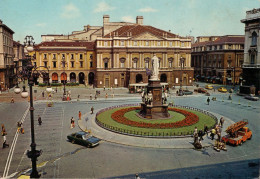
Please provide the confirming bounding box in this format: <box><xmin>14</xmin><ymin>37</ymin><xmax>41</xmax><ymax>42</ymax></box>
<box><xmin>0</xmin><ymin>20</ymin><xmax>15</xmax><ymax>91</ymax></box>
<box><xmin>40</xmin><ymin>15</ymin><xmax>193</xmax><ymax>88</ymax></box>
<box><xmin>95</xmin><ymin>16</ymin><xmax>193</xmax><ymax>88</ymax></box>
<box><xmin>240</xmin><ymin>8</ymin><xmax>260</xmax><ymax>94</ymax></box>
<box><xmin>191</xmin><ymin>35</ymin><xmax>244</xmax><ymax>85</ymax></box>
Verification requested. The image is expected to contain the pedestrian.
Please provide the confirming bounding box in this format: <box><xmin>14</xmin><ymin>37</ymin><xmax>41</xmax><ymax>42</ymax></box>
<box><xmin>70</xmin><ymin>117</ymin><xmax>75</xmax><ymax>128</ymax></box>
<box><xmin>42</xmin><ymin>91</ymin><xmax>45</xmax><ymax>97</ymax></box>
<box><xmin>135</xmin><ymin>174</ymin><xmax>140</xmax><ymax>179</ymax></box>
<box><xmin>105</xmin><ymin>93</ymin><xmax>108</xmax><ymax>99</ymax></box>
<box><xmin>220</xmin><ymin>117</ymin><xmax>224</xmax><ymax>128</ymax></box>
<box><xmin>38</xmin><ymin>115</ymin><xmax>42</xmax><ymax>125</ymax></box>
<box><xmin>91</xmin><ymin>106</ymin><xmax>94</xmax><ymax>114</ymax></box>
<box><xmin>77</xmin><ymin>94</ymin><xmax>80</xmax><ymax>101</ymax></box>
<box><xmin>90</xmin><ymin>93</ymin><xmax>92</xmax><ymax>100</ymax></box>
<box><xmin>112</xmin><ymin>92</ymin><xmax>114</xmax><ymax>98</ymax></box>
<box><xmin>2</xmin><ymin>134</ymin><xmax>9</xmax><ymax>148</ymax></box>
<box><xmin>95</xmin><ymin>94</ymin><xmax>97</xmax><ymax>100</ymax></box>
<box><xmin>198</xmin><ymin>129</ymin><xmax>204</xmax><ymax>141</ymax></box>
<box><xmin>194</xmin><ymin>126</ymin><xmax>198</xmax><ymax>135</ymax></box>
<box><xmin>210</xmin><ymin>128</ymin><xmax>216</xmax><ymax>140</ymax></box>
<box><xmin>17</xmin><ymin>122</ymin><xmax>21</xmax><ymax>132</ymax></box>
<box><xmin>55</xmin><ymin>87</ymin><xmax>58</xmax><ymax>93</ymax></box>
<box><xmin>1</xmin><ymin>124</ymin><xmax>6</xmax><ymax>136</ymax></box>
<box><xmin>11</xmin><ymin>97</ymin><xmax>14</xmax><ymax>103</ymax></box>
<box><xmin>103</xmin><ymin>86</ymin><xmax>105</xmax><ymax>91</ymax></box>
<box><xmin>20</xmin><ymin>123</ymin><xmax>24</xmax><ymax>134</ymax></box>
<box><xmin>204</xmin><ymin>125</ymin><xmax>208</xmax><ymax>136</ymax></box>
<box><xmin>207</xmin><ymin>97</ymin><xmax>210</xmax><ymax>105</ymax></box>
<box><xmin>79</xmin><ymin>111</ymin><xmax>82</xmax><ymax>120</ymax></box>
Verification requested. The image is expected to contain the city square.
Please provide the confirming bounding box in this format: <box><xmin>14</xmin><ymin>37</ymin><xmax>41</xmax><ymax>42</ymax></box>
<box><xmin>0</xmin><ymin>0</ymin><xmax>260</xmax><ymax>178</ymax></box>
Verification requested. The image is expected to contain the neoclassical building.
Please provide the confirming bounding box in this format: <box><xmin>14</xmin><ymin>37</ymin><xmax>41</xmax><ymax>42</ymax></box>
<box><xmin>95</xmin><ymin>16</ymin><xmax>193</xmax><ymax>88</ymax></box>
<box><xmin>241</xmin><ymin>8</ymin><xmax>260</xmax><ymax>94</ymax></box>
<box><xmin>34</xmin><ymin>41</ymin><xmax>95</xmax><ymax>85</ymax></box>
<box><xmin>39</xmin><ymin>15</ymin><xmax>193</xmax><ymax>88</ymax></box>
<box><xmin>191</xmin><ymin>35</ymin><xmax>244</xmax><ymax>85</ymax></box>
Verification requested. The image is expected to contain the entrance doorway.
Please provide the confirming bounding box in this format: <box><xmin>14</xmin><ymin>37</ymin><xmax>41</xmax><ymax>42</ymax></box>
<box><xmin>88</xmin><ymin>72</ymin><xmax>94</xmax><ymax>85</ymax></box>
<box><xmin>79</xmin><ymin>72</ymin><xmax>85</xmax><ymax>84</ymax></box>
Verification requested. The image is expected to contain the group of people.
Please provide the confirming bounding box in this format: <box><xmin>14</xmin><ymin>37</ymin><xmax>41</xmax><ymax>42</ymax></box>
<box><xmin>193</xmin><ymin>117</ymin><xmax>225</xmax><ymax>147</ymax></box>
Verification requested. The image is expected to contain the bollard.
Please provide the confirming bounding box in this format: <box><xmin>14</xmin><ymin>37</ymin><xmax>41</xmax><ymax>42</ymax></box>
<box><xmin>238</xmin><ymin>99</ymin><xmax>240</xmax><ymax>105</ymax></box>
<box><xmin>222</xmin><ymin>97</ymin><xmax>224</xmax><ymax>102</ymax></box>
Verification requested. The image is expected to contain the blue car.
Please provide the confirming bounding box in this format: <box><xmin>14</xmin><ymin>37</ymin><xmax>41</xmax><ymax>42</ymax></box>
<box><xmin>67</xmin><ymin>131</ymin><xmax>101</xmax><ymax>147</ymax></box>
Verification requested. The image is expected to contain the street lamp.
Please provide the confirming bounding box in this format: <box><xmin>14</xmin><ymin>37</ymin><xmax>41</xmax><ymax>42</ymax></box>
<box><xmin>13</xmin><ymin>35</ymin><xmax>52</xmax><ymax>178</ymax></box>
<box><xmin>61</xmin><ymin>56</ymin><xmax>67</xmax><ymax>101</ymax></box>
<box><xmin>179</xmin><ymin>57</ymin><xmax>185</xmax><ymax>91</ymax></box>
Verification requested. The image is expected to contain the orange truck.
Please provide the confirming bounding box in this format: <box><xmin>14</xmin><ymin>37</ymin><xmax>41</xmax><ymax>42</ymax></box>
<box><xmin>222</xmin><ymin>120</ymin><xmax>252</xmax><ymax>146</ymax></box>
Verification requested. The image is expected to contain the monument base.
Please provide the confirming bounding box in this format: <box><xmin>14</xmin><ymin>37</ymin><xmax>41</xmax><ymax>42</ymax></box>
<box><xmin>140</xmin><ymin>103</ymin><xmax>170</xmax><ymax>119</ymax></box>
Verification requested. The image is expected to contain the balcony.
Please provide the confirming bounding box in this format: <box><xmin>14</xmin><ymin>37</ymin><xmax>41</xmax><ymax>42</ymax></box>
<box><xmin>243</xmin><ymin>64</ymin><xmax>260</xmax><ymax>68</ymax></box>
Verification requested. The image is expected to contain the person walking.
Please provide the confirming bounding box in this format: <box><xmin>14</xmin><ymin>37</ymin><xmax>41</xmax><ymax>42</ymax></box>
<box><xmin>198</xmin><ymin>129</ymin><xmax>204</xmax><ymax>141</ymax></box>
<box><xmin>70</xmin><ymin>117</ymin><xmax>75</xmax><ymax>128</ymax></box>
<box><xmin>20</xmin><ymin>123</ymin><xmax>24</xmax><ymax>134</ymax></box>
<box><xmin>105</xmin><ymin>93</ymin><xmax>108</xmax><ymax>99</ymax></box>
<box><xmin>210</xmin><ymin>128</ymin><xmax>216</xmax><ymax>140</ymax></box>
<box><xmin>91</xmin><ymin>107</ymin><xmax>94</xmax><ymax>114</ymax></box>
<box><xmin>219</xmin><ymin>117</ymin><xmax>224</xmax><ymax>128</ymax></box>
<box><xmin>2</xmin><ymin>134</ymin><xmax>9</xmax><ymax>148</ymax></box>
<box><xmin>38</xmin><ymin>115</ymin><xmax>42</xmax><ymax>125</ymax></box>
<box><xmin>207</xmin><ymin>97</ymin><xmax>210</xmax><ymax>105</ymax></box>
<box><xmin>11</xmin><ymin>97</ymin><xmax>14</xmax><ymax>103</ymax></box>
<box><xmin>42</xmin><ymin>91</ymin><xmax>45</xmax><ymax>97</ymax></box>
<box><xmin>204</xmin><ymin>125</ymin><xmax>208</xmax><ymax>136</ymax></box>
<box><xmin>79</xmin><ymin>111</ymin><xmax>82</xmax><ymax>120</ymax></box>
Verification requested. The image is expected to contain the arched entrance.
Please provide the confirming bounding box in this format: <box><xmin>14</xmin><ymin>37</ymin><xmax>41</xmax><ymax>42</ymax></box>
<box><xmin>160</xmin><ymin>74</ymin><xmax>167</xmax><ymax>82</ymax></box>
<box><xmin>136</xmin><ymin>74</ymin><xmax>143</xmax><ymax>83</ymax></box>
<box><xmin>52</xmin><ymin>73</ymin><xmax>58</xmax><ymax>83</ymax></box>
<box><xmin>88</xmin><ymin>72</ymin><xmax>95</xmax><ymax>85</ymax></box>
<box><xmin>61</xmin><ymin>72</ymin><xmax>67</xmax><ymax>83</ymax></box>
<box><xmin>70</xmin><ymin>72</ymin><xmax>76</xmax><ymax>83</ymax></box>
<box><xmin>79</xmin><ymin>72</ymin><xmax>85</xmax><ymax>84</ymax></box>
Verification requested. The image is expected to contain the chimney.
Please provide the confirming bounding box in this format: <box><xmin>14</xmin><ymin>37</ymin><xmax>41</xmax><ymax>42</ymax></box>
<box><xmin>103</xmin><ymin>15</ymin><xmax>110</xmax><ymax>24</ymax></box>
<box><xmin>136</xmin><ymin>16</ymin><xmax>143</xmax><ymax>25</ymax></box>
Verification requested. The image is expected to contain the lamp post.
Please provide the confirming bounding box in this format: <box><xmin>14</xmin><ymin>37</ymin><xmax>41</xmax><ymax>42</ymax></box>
<box><xmin>61</xmin><ymin>56</ymin><xmax>67</xmax><ymax>101</ymax></box>
<box><xmin>179</xmin><ymin>57</ymin><xmax>185</xmax><ymax>91</ymax></box>
<box><xmin>14</xmin><ymin>35</ymin><xmax>52</xmax><ymax>178</ymax></box>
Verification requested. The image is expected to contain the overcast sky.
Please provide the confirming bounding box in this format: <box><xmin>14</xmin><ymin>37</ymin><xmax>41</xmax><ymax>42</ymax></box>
<box><xmin>0</xmin><ymin>0</ymin><xmax>259</xmax><ymax>43</ymax></box>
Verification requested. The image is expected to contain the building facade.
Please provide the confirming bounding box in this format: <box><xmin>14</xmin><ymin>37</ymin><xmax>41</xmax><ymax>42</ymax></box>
<box><xmin>241</xmin><ymin>8</ymin><xmax>260</xmax><ymax>94</ymax></box>
<box><xmin>191</xmin><ymin>35</ymin><xmax>244</xmax><ymax>85</ymax></box>
<box><xmin>0</xmin><ymin>20</ymin><xmax>15</xmax><ymax>90</ymax></box>
<box><xmin>34</xmin><ymin>41</ymin><xmax>95</xmax><ymax>85</ymax></box>
<box><xmin>95</xmin><ymin>16</ymin><xmax>193</xmax><ymax>88</ymax></box>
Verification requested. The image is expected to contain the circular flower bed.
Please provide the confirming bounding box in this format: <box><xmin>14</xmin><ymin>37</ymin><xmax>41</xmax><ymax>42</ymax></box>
<box><xmin>111</xmin><ymin>107</ymin><xmax>199</xmax><ymax>128</ymax></box>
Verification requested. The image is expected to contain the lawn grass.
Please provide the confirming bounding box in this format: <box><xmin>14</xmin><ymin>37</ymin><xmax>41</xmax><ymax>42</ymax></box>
<box><xmin>96</xmin><ymin>106</ymin><xmax>216</xmax><ymax>136</ymax></box>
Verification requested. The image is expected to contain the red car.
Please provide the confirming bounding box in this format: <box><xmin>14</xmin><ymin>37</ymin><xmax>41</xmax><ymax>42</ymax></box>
<box><xmin>197</xmin><ymin>88</ymin><xmax>207</xmax><ymax>93</ymax></box>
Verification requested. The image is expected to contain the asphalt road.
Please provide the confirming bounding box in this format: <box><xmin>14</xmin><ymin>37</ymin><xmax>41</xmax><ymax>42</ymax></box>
<box><xmin>0</xmin><ymin>89</ymin><xmax>259</xmax><ymax>178</ymax></box>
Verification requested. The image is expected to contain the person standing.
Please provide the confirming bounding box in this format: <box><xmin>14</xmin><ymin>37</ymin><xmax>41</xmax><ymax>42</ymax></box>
<box><xmin>220</xmin><ymin>117</ymin><xmax>224</xmax><ymax>128</ymax></box>
<box><xmin>42</xmin><ymin>91</ymin><xmax>45</xmax><ymax>97</ymax></box>
<box><xmin>70</xmin><ymin>117</ymin><xmax>75</xmax><ymax>128</ymax></box>
<box><xmin>210</xmin><ymin>128</ymin><xmax>216</xmax><ymax>140</ymax></box>
<box><xmin>105</xmin><ymin>93</ymin><xmax>108</xmax><ymax>99</ymax></box>
<box><xmin>38</xmin><ymin>115</ymin><xmax>42</xmax><ymax>125</ymax></box>
<box><xmin>91</xmin><ymin>107</ymin><xmax>94</xmax><ymax>114</ymax></box>
<box><xmin>2</xmin><ymin>134</ymin><xmax>9</xmax><ymax>148</ymax></box>
<box><xmin>79</xmin><ymin>111</ymin><xmax>82</xmax><ymax>120</ymax></box>
<box><xmin>204</xmin><ymin>125</ymin><xmax>208</xmax><ymax>136</ymax></box>
<box><xmin>207</xmin><ymin>97</ymin><xmax>210</xmax><ymax>105</ymax></box>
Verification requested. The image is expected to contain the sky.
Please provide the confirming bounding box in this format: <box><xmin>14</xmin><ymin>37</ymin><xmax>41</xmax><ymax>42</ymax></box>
<box><xmin>0</xmin><ymin>0</ymin><xmax>259</xmax><ymax>44</ymax></box>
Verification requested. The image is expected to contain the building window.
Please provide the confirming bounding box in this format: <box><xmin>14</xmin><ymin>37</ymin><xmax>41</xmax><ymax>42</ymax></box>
<box><xmin>104</xmin><ymin>62</ymin><xmax>108</xmax><ymax>69</ymax></box>
<box><xmin>169</xmin><ymin>41</ymin><xmax>173</xmax><ymax>47</ymax></box>
<box><xmin>44</xmin><ymin>62</ymin><xmax>47</xmax><ymax>67</ymax></box>
<box><xmin>157</xmin><ymin>41</ymin><xmax>161</xmax><ymax>46</ymax></box>
<box><xmin>144</xmin><ymin>58</ymin><xmax>149</xmax><ymax>68</ymax></box>
<box><xmin>250</xmin><ymin>54</ymin><xmax>255</xmax><ymax>64</ymax></box>
<box><xmin>251</xmin><ymin>32</ymin><xmax>257</xmax><ymax>46</ymax></box>
<box><xmin>71</xmin><ymin>54</ymin><xmax>74</xmax><ymax>59</ymax></box>
<box><xmin>146</xmin><ymin>41</ymin><xmax>149</xmax><ymax>46</ymax></box>
<box><xmin>71</xmin><ymin>61</ymin><xmax>74</xmax><ymax>68</ymax></box>
<box><xmin>53</xmin><ymin>61</ymin><xmax>56</xmax><ymax>68</ymax></box>
<box><xmin>62</xmin><ymin>54</ymin><xmax>65</xmax><ymax>59</ymax></box>
<box><xmin>181</xmin><ymin>42</ymin><xmax>184</xmax><ymax>47</ymax></box>
<box><xmin>134</xmin><ymin>41</ymin><xmax>137</xmax><ymax>46</ymax></box>
<box><xmin>80</xmin><ymin>54</ymin><xmax>83</xmax><ymax>60</ymax></box>
<box><xmin>219</xmin><ymin>45</ymin><xmax>222</xmax><ymax>50</ymax></box>
<box><xmin>44</xmin><ymin>54</ymin><xmax>47</xmax><ymax>59</ymax></box>
<box><xmin>133</xmin><ymin>58</ymin><xmax>138</xmax><ymax>68</ymax></box>
<box><xmin>90</xmin><ymin>61</ymin><xmax>93</xmax><ymax>68</ymax></box>
<box><xmin>120</xmin><ymin>58</ymin><xmax>125</xmax><ymax>68</ymax></box>
<box><xmin>80</xmin><ymin>61</ymin><xmax>83</xmax><ymax>68</ymax></box>
<box><xmin>228</xmin><ymin>45</ymin><xmax>232</xmax><ymax>50</ymax></box>
<box><xmin>104</xmin><ymin>41</ymin><xmax>108</xmax><ymax>46</ymax></box>
<box><xmin>53</xmin><ymin>54</ymin><xmax>56</xmax><ymax>59</ymax></box>
<box><xmin>120</xmin><ymin>41</ymin><xmax>124</xmax><ymax>46</ymax></box>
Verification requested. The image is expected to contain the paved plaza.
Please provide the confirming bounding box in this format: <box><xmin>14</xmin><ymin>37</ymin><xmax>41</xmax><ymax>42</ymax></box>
<box><xmin>0</xmin><ymin>83</ymin><xmax>259</xmax><ymax>178</ymax></box>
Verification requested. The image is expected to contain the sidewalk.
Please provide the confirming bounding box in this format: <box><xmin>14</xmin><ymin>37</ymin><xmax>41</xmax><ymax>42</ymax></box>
<box><xmin>78</xmin><ymin>108</ymin><xmax>234</xmax><ymax>149</ymax></box>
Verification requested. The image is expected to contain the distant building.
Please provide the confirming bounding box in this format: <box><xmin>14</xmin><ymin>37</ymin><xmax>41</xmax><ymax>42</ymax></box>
<box><xmin>0</xmin><ymin>20</ymin><xmax>15</xmax><ymax>91</ymax></box>
<box><xmin>191</xmin><ymin>35</ymin><xmax>244</xmax><ymax>85</ymax></box>
<box><xmin>240</xmin><ymin>8</ymin><xmax>260</xmax><ymax>94</ymax></box>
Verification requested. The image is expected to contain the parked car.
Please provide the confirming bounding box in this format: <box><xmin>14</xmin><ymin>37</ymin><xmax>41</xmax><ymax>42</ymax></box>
<box><xmin>218</xmin><ymin>87</ymin><xmax>228</xmax><ymax>93</ymax></box>
<box><xmin>205</xmin><ymin>85</ymin><xmax>214</xmax><ymax>90</ymax></box>
<box><xmin>183</xmin><ymin>90</ymin><xmax>193</xmax><ymax>95</ymax></box>
<box><xmin>67</xmin><ymin>131</ymin><xmax>101</xmax><ymax>147</ymax></box>
<box><xmin>244</xmin><ymin>94</ymin><xmax>259</xmax><ymax>101</ymax></box>
<box><xmin>197</xmin><ymin>88</ymin><xmax>207</xmax><ymax>93</ymax></box>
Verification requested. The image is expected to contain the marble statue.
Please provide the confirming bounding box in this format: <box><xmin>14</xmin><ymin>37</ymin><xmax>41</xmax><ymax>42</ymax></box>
<box><xmin>151</xmin><ymin>55</ymin><xmax>159</xmax><ymax>80</ymax></box>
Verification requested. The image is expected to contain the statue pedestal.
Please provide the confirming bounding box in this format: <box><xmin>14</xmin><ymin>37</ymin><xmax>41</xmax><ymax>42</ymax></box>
<box><xmin>140</xmin><ymin>79</ymin><xmax>170</xmax><ymax>119</ymax></box>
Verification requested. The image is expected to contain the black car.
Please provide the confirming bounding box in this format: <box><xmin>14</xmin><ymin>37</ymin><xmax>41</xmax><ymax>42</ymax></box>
<box><xmin>244</xmin><ymin>94</ymin><xmax>259</xmax><ymax>101</ymax></box>
<box><xmin>67</xmin><ymin>131</ymin><xmax>101</xmax><ymax>147</ymax></box>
